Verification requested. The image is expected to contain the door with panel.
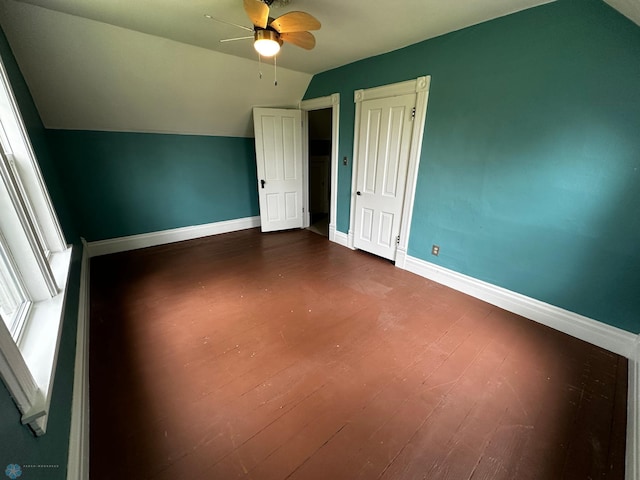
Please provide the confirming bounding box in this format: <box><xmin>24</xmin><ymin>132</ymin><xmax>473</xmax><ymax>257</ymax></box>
<box><xmin>353</xmin><ymin>93</ymin><xmax>417</xmax><ymax>260</ymax></box>
<box><xmin>253</xmin><ymin>108</ymin><xmax>303</xmax><ymax>232</ymax></box>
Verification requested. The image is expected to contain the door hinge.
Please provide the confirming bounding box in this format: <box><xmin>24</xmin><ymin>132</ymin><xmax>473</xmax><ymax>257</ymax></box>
<box><xmin>411</xmin><ymin>107</ymin><xmax>416</xmax><ymax>120</ymax></box>
<box><xmin>396</xmin><ymin>235</ymin><xmax>400</xmax><ymax>245</ymax></box>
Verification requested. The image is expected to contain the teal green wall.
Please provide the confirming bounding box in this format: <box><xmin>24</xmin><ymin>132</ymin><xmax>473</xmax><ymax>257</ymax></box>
<box><xmin>0</xmin><ymin>26</ymin><xmax>81</xmax><ymax>480</ymax></box>
<box><xmin>47</xmin><ymin>130</ymin><xmax>259</xmax><ymax>242</ymax></box>
<box><xmin>304</xmin><ymin>0</ymin><xmax>640</xmax><ymax>333</ymax></box>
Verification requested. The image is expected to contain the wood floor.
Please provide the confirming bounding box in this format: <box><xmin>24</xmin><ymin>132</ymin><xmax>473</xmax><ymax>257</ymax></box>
<box><xmin>89</xmin><ymin>228</ymin><xmax>627</xmax><ymax>480</ymax></box>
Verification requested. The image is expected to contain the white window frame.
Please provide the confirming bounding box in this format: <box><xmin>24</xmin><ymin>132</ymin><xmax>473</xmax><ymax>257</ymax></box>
<box><xmin>0</xmin><ymin>55</ymin><xmax>72</xmax><ymax>436</ymax></box>
<box><xmin>0</xmin><ymin>230</ymin><xmax>31</xmax><ymax>339</ymax></box>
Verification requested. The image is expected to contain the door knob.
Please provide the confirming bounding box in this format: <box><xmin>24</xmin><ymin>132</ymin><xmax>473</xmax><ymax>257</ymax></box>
<box><xmin>356</xmin><ymin>191</ymin><xmax>361</xmax><ymax>196</ymax></box>
<box><xmin>261</xmin><ymin>179</ymin><xmax>266</xmax><ymax>189</ymax></box>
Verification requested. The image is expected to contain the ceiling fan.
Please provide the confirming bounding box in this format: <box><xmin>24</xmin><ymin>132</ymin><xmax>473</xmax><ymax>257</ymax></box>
<box><xmin>210</xmin><ymin>0</ymin><xmax>321</xmax><ymax>58</ymax></box>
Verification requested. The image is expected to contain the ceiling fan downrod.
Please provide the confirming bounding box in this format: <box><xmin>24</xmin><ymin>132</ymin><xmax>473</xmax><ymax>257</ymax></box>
<box><xmin>263</xmin><ymin>0</ymin><xmax>291</xmax><ymax>7</ymax></box>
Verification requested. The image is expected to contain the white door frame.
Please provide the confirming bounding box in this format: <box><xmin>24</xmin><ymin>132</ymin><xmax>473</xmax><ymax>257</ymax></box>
<box><xmin>349</xmin><ymin>76</ymin><xmax>431</xmax><ymax>267</ymax></box>
<box><xmin>299</xmin><ymin>93</ymin><xmax>340</xmax><ymax>243</ymax></box>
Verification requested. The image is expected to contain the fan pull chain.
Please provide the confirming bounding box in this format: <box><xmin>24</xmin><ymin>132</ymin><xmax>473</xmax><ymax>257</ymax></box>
<box><xmin>274</xmin><ymin>55</ymin><xmax>278</xmax><ymax>86</ymax></box>
<box><xmin>258</xmin><ymin>54</ymin><xmax>263</xmax><ymax>79</ymax></box>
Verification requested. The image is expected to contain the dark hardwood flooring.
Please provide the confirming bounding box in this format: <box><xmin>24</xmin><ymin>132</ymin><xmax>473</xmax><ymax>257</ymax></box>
<box><xmin>89</xmin><ymin>228</ymin><xmax>627</xmax><ymax>480</ymax></box>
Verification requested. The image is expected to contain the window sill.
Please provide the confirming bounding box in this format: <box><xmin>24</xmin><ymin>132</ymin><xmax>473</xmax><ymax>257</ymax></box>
<box><xmin>16</xmin><ymin>246</ymin><xmax>72</xmax><ymax>435</ymax></box>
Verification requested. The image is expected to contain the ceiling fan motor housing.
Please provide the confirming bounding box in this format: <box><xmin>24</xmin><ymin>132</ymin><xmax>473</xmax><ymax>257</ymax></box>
<box><xmin>253</xmin><ymin>28</ymin><xmax>283</xmax><ymax>56</ymax></box>
<box><xmin>254</xmin><ymin>29</ymin><xmax>282</xmax><ymax>46</ymax></box>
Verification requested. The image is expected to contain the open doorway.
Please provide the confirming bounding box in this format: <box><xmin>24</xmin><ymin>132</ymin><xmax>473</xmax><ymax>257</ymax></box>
<box><xmin>300</xmin><ymin>93</ymin><xmax>340</xmax><ymax>243</ymax></box>
<box><xmin>306</xmin><ymin>108</ymin><xmax>332</xmax><ymax>237</ymax></box>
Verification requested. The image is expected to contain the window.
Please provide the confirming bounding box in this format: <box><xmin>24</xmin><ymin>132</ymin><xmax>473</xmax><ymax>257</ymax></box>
<box><xmin>0</xmin><ymin>233</ymin><xmax>30</xmax><ymax>340</ymax></box>
<box><xmin>0</xmin><ymin>55</ymin><xmax>72</xmax><ymax>436</ymax></box>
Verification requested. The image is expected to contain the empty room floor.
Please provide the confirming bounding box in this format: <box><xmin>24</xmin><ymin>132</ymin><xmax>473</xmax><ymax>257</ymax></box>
<box><xmin>89</xmin><ymin>228</ymin><xmax>627</xmax><ymax>480</ymax></box>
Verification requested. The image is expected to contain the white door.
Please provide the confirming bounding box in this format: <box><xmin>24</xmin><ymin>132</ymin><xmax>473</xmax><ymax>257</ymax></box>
<box><xmin>253</xmin><ymin>108</ymin><xmax>304</xmax><ymax>232</ymax></box>
<box><xmin>353</xmin><ymin>93</ymin><xmax>417</xmax><ymax>260</ymax></box>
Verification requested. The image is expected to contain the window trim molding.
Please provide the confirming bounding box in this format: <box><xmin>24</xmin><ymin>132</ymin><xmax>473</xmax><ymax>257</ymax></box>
<box><xmin>0</xmin><ymin>247</ymin><xmax>72</xmax><ymax>435</ymax></box>
<box><xmin>0</xmin><ymin>317</ymin><xmax>44</xmax><ymax>426</ymax></box>
<box><xmin>66</xmin><ymin>240</ymin><xmax>90</xmax><ymax>480</ymax></box>
<box><xmin>0</xmin><ymin>60</ymin><xmax>66</xmax><ymax>253</ymax></box>
<box><xmin>0</xmin><ymin>150</ymin><xmax>58</xmax><ymax>300</ymax></box>
<box><xmin>0</xmin><ymin>53</ymin><xmax>72</xmax><ymax>436</ymax></box>
<box><xmin>0</xmin><ymin>230</ymin><xmax>30</xmax><ymax>339</ymax></box>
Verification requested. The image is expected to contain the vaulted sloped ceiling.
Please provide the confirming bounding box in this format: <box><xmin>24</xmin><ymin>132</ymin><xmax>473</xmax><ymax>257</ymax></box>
<box><xmin>0</xmin><ymin>0</ymin><xmax>311</xmax><ymax>137</ymax></box>
<box><xmin>6</xmin><ymin>0</ymin><xmax>565</xmax><ymax>74</ymax></box>
<box><xmin>1</xmin><ymin>0</ymin><xmax>637</xmax><ymax>137</ymax></box>
<box><xmin>603</xmin><ymin>0</ymin><xmax>640</xmax><ymax>26</ymax></box>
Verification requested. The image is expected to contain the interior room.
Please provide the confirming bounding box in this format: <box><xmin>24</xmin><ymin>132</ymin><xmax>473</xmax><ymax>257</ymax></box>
<box><xmin>0</xmin><ymin>0</ymin><xmax>638</xmax><ymax>478</ymax></box>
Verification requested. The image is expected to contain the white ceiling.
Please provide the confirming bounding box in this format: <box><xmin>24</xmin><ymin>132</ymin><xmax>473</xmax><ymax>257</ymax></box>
<box><xmin>603</xmin><ymin>0</ymin><xmax>640</xmax><ymax>27</ymax></box>
<box><xmin>1</xmin><ymin>0</ymin><xmax>637</xmax><ymax>137</ymax></box>
<box><xmin>0</xmin><ymin>0</ymin><xmax>312</xmax><ymax>137</ymax></box>
<box><xmin>9</xmin><ymin>0</ymin><xmax>562</xmax><ymax>75</ymax></box>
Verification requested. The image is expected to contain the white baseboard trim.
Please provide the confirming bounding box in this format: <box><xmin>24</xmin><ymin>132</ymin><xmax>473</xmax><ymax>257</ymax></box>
<box><xmin>401</xmin><ymin>255</ymin><xmax>639</xmax><ymax>479</ymax></box>
<box><xmin>401</xmin><ymin>255</ymin><xmax>637</xmax><ymax>359</ymax></box>
<box><xmin>328</xmin><ymin>223</ymin><xmax>336</xmax><ymax>243</ymax></box>
<box><xmin>67</xmin><ymin>239</ymin><xmax>90</xmax><ymax>480</ymax></box>
<box><xmin>332</xmin><ymin>230</ymin><xmax>351</xmax><ymax>249</ymax></box>
<box><xmin>628</xmin><ymin>339</ymin><xmax>640</xmax><ymax>480</ymax></box>
<box><xmin>395</xmin><ymin>247</ymin><xmax>408</xmax><ymax>269</ymax></box>
<box><xmin>87</xmin><ymin>216</ymin><xmax>261</xmax><ymax>257</ymax></box>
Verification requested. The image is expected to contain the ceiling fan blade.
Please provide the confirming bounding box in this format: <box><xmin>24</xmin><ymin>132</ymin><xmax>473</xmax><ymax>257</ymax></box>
<box><xmin>205</xmin><ymin>15</ymin><xmax>254</xmax><ymax>32</ymax></box>
<box><xmin>243</xmin><ymin>0</ymin><xmax>269</xmax><ymax>29</ymax></box>
<box><xmin>280</xmin><ymin>31</ymin><xmax>316</xmax><ymax>50</ymax></box>
<box><xmin>219</xmin><ymin>36</ymin><xmax>254</xmax><ymax>43</ymax></box>
<box><xmin>270</xmin><ymin>11</ymin><xmax>321</xmax><ymax>33</ymax></box>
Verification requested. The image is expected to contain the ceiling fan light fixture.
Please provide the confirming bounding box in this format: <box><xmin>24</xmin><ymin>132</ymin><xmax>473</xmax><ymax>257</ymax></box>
<box><xmin>254</xmin><ymin>29</ymin><xmax>282</xmax><ymax>57</ymax></box>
